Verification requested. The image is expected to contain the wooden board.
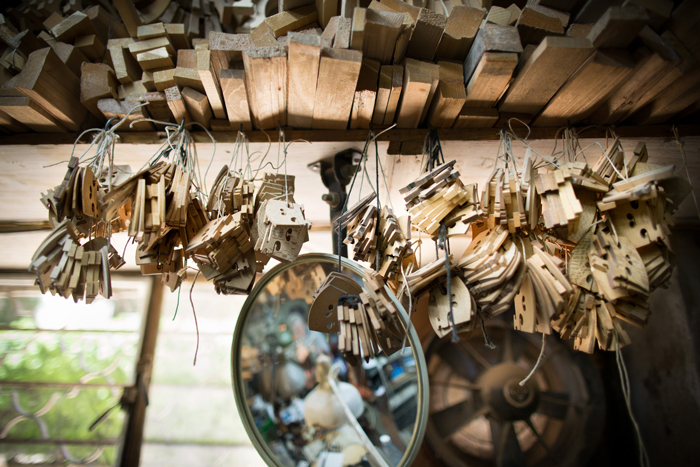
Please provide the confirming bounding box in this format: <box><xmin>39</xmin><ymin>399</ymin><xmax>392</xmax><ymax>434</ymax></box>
<box><xmin>220</xmin><ymin>68</ymin><xmax>252</xmax><ymax>130</ymax></box>
<box><xmin>53</xmin><ymin>42</ymin><xmax>89</xmax><ymax>79</ymax></box>
<box><xmin>106</xmin><ymin>39</ymin><xmax>140</xmax><ymax>84</ymax></box>
<box><xmin>453</xmin><ymin>107</ymin><xmax>499</xmax><ymax>128</ymax></box>
<box><xmin>383</xmin><ymin>63</ymin><xmax>403</xmax><ymax>125</ymax></box>
<box><xmin>265</xmin><ymin>5</ymin><xmax>318</xmax><ymax>38</ymax></box>
<box><xmin>165</xmin><ymin>23</ymin><xmax>190</xmax><ymax>50</ymax></box>
<box><xmin>463</xmin><ymin>23</ymin><xmax>523</xmax><ymax>85</ymax></box>
<box><xmin>287</xmin><ymin>32</ymin><xmax>321</xmax><ymax>129</ymax></box>
<box><xmin>242</xmin><ymin>46</ymin><xmax>288</xmax><ymax>130</ymax></box>
<box><xmin>74</xmin><ymin>35</ymin><xmax>105</xmax><ymax>62</ymax></box>
<box><xmin>129</xmin><ymin>37</ymin><xmax>175</xmax><ymax>59</ymax></box>
<box><xmin>463</xmin><ymin>52</ymin><xmax>518</xmax><ymax>108</ymax></box>
<box><xmin>427</xmin><ymin>61</ymin><xmax>467</xmax><ymax>128</ymax></box>
<box><xmin>435</xmin><ymin>6</ymin><xmax>487</xmax><ymax>62</ymax></box>
<box><xmin>499</xmin><ymin>36</ymin><xmax>594</xmax><ymax>116</ymax></box>
<box><xmin>533</xmin><ymin>49</ymin><xmax>636</xmax><ymax>127</ymax></box>
<box><xmin>0</xmin><ymin>96</ymin><xmax>67</xmax><ymax>132</ymax></box>
<box><xmin>587</xmin><ymin>5</ymin><xmax>649</xmax><ymax>49</ymax></box>
<box><xmin>312</xmin><ymin>47</ymin><xmax>362</xmax><ymax>129</ymax></box>
<box><xmin>589</xmin><ymin>28</ymin><xmax>682</xmax><ymax>125</ymax></box>
<box><xmin>395</xmin><ymin>59</ymin><xmax>433</xmax><ymax>128</ymax></box>
<box><xmin>316</xmin><ymin>0</ymin><xmax>339</xmax><ymax>28</ymax></box>
<box><xmin>515</xmin><ymin>6</ymin><xmax>564</xmax><ymax>46</ymax></box>
<box><xmin>80</xmin><ymin>62</ymin><xmax>119</xmax><ymax>121</ymax></box>
<box><xmin>372</xmin><ymin>64</ymin><xmax>392</xmax><ymax>125</ymax></box>
<box><xmin>13</xmin><ymin>47</ymin><xmax>87</xmax><ymax>132</ymax></box>
<box><xmin>350</xmin><ymin>58</ymin><xmax>380</xmax><ymax>129</ymax></box>
<box><xmin>51</xmin><ymin>11</ymin><xmax>98</xmax><ymax>44</ymax></box>
<box><xmin>165</xmin><ymin>85</ymin><xmax>191</xmax><ymax>125</ymax></box>
<box><xmin>182</xmin><ymin>86</ymin><xmax>213</xmax><ymax>128</ymax></box>
<box><xmin>362</xmin><ymin>8</ymin><xmax>405</xmax><ymax>65</ymax></box>
<box><xmin>136</xmin><ymin>47</ymin><xmax>173</xmax><ymax>72</ymax></box>
<box><xmin>196</xmin><ymin>49</ymin><xmax>226</xmax><ymax>119</ymax></box>
<box><xmin>154</xmin><ymin>69</ymin><xmax>177</xmax><ymax>91</ymax></box>
<box><xmin>113</xmin><ymin>0</ymin><xmax>143</xmax><ymax>38</ymax></box>
<box><xmin>405</xmin><ymin>8</ymin><xmax>446</xmax><ymax>61</ymax></box>
<box><xmin>208</xmin><ymin>32</ymin><xmax>253</xmax><ymax>80</ymax></box>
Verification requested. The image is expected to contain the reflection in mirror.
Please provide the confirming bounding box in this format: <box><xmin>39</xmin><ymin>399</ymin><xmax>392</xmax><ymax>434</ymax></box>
<box><xmin>235</xmin><ymin>257</ymin><xmax>424</xmax><ymax>467</ymax></box>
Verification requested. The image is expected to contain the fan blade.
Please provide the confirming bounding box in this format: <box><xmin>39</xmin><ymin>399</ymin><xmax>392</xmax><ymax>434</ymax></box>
<box><xmin>490</xmin><ymin>420</ymin><xmax>525</xmax><ymax>467</ymax></box>
<box><xmin>436</xmin><ymin>341</ymin><xmax>480</xmax><ymax>382</ymax></box>
<box><xmin>537</xmin><ymin>391</ymin><xmax>571</xmax><ymax>420</ymax></box>
<box><xmin>432</xmin><ymin>393</ymin><xmax>487</xmax><ymax>440</ymax></box>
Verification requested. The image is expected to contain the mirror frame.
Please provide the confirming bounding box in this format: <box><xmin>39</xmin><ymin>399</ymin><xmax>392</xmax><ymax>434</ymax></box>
<box><xmin>231</xmin><ymin>253</ymin><xmax>429</xmax><ymax>467</ymax></box>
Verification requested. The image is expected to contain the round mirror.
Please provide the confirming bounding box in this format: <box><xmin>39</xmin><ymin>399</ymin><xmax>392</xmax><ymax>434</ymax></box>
<box><xmin>232</xmin><ymin>253</ymin><xmax>429</xmax><ymax>467</ymax></box>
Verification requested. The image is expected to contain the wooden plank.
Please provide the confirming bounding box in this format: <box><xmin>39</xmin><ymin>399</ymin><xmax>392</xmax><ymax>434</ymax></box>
<box><xmin>630</xmin><ymin>66</ymin><xmax>700</xmax><ymax>125</ymax></box>
<box><xmin>350</xmin><ymin>58</ymin><xmax>380</xmax><ymax>129</ymax></box>
<box><xmin>113</xmin><ymin>0</ymin><xmax>143</xmax><ymax>38</ymax></box>
<box><xmin>13</xmin><ymin>47</ymin><xmax>86</xmax><ymax>132</ymax></box>
<box><xmin>74</xmin><ymin>35</ymin><xmax>104</xmax><ymax>62</ymax></box>
<box><xmin>196</xmin><ymin>49</ymin><xmax>226</xmax><ymax>119</ymax></box>
<box><xmin>383</xmin><ymin>63</ymin><xmax>403</xmax><ymax>125</ymax></box>
<box><xmin>533</xmin><ymin>49</ymin><xmax>636</xmax><ymax>127</ymax></box>
<box><xmin>137</xmin><ymin>23</ymin><xmax>167</xmax><ymax>41</ymax></box>
<box><xmin>312</xmin><ymin>47</ymin><xmax>363</xmax><ymax>129</ymax></box>
<box><xmin>395</xmin><ymin>59</ymin><xmax>433</xmax><ymax>128</ymax></box>
<box><xmin>287</xmin><ymin>32</ymin><xmax>321</xmax><ymax>129</ymax></box>
<box><xmin>666</xmin><ymin>0</ymin><xmax>700</xmax><ymax>61</ymax></box>
<box><xmin>128</xmin><ymin>36</ymin><xmax>175</xmax><ymax>59</ymax></box>
<box><xmin>220</xmin><ymin>68</ymin><xmax>252</xmax><ymax>130</ymax></box>
<box><xmin>405</xmin><ymin>8</ymin><xmax>446</xmax><ymax>61</ymax></box>
<box><xmin>417</xmin><ymin>60</ymin><xmax>440</xmax><ymax>125</ymax></box>
<box><xmin>589</xmin><ymin>27</ymin><xmax>682</xmax><ymax>125</ymax></box>
<box><xmin>182</xmin><ymin>86</ymin><xmax>212</xmax><ymax>128</ymax></box>
<box><xmin>463</xmin><ymin>23</ymin><xmax>523</xmax><ymax>85</ymax></box>
<box><xmin>137</xmin><ymin>47</ymin><xmax>174</xmax><ymax>72</ymax></box>
<box><xmin>208</xmin><ymin>32</ymin><xmax>253</xmax><ymax>80</ymax></box>
<box><xmin>165</xmin><ymin>23</ymin><xmax>190</xmax><ymax>50</ymax></box>
<box><xmin>363</xmin><ymin>8</ymin><xmax>405</xmax><ymax>65</ymax></box>
<box><xmin>453</xmin><ymin>107</ymin><xmax>499</xmax><ymax>128</ymax></box>
<box><xmin>515</xmin><ymin>6</ymin><xmax>564</xmax><ymax>46</ymax></box>
<box><xmin>42</xmin><ymin>12</ymin><xmax>64</xmax><ymax>32</ymax></box>
<box><xmin>317</xmin><ymin>0</ymin><xmax>339</xmax><ymax>29</ymax></box>
<box><xmin>97</xmin><ymin>98</ymin><xmax>154</xmax><ymax>131</ymax></box>
<box><xmin>173</xmin><ymin>67</ymin><xmax>203</xmax><ymax>92</ymax></box>
<box><xmin>499</xmin><ymin>36</ymin><xmax>594</xmax><ymax>116</ymax></box>
<box><xmin>435</xmin><ymin>6</ymin><xmax>487</xmax><ymax>62</ymax></box>
<box><xmin>333</xmin><ymin>17</ymin><xmax>352</xmax><ymax>49</ymax></box>
<box><xmin>567</xmin><ymin>23</ymin><xmax>593</xmax><ymax>38</ymax></box>
<box><xmin>586</xmin><ymin>5</ymin><xmax>649</xmax><ymax>49</ymax></box>
<box><xmin>242</xmin><ymin>46</ymin><xmax>288</xmax><ymax>130</ymax></box>
<box><xmin>427</xmin><ymin>61</ymin><xmax>467</xmax><ymax>128</ymax></box>
<box><xmin>80</xmin><ymin>62</ymin><xmax>119</xmax><ymax>121</ymax></box>
<box><xmin>154</xmin><ymin>69</ymin><xmax>177</xmax><ymax>91</ymax></box>
<box><xmin>265</xmin><ymin>5</ymin><xmax>318</xmax><ymax>38</ymax></box>
<box><xmin>623</xmin><ymin>0</ymin><xmax>673</xmax><ymax>30</ymax></box>
<box><xmin>373</xmin><ymin>64</ymin><xmax>392</xmax><ymax>125</ymax></box>
<box><xmin>164</xmin><ymin>85</ymin><xmax>191</xmax><ymax>124</ymax></box>
<box><xmin>0</xmin><ymin>96</ymin><xmax>67</xmax><ymax>132</ymax></box>
<box><xmin>177</xmin><ymin>50</ymin><xmax>197</xmax><ymax>69</ymax></box>
<box><xmin>574</xmin><ymin>0</ymin><xmax>625</xmax><ymax>24</ymax></box>
<box><xmin>51</xmin><ymin>11</ymin><xmax>98</xmax><ymax>44</ymax></box>
<box><xmin>0</xmin><ymin>110</ymin><xmax>29</xmax><ymax>134</ymax></box>
<box><xmin>463</xmin><ymin>52</ymin><xmax>518</xmax><ymax>108</ymax></box>
<box><xmin>106</xmin><ymin>39</ymin><xmax>140</xmax><ymax>84</ymax></box>
<box><xmin>53</xmin><ymin>42</ymin><xmax>89</xmax><ymax>79</ymax></box>
<box><xmin>381</xmin><ymin>0</ymin><xmax>421</xmax><ymax>21</ymax></box>
<box><xmin>351</xmin><ymin>8</ymin><xmax>366</xmax><ymax>51</ymax></box>
<box><xmin>530</xmin><ymin>0</ymin><xmax>579</xmax><ymax>12</ymax></box>
<box><xmin>126</xmin><ymin>91</ymin><xmax>173</xmax><ymax>124</ymax></box>
<box><xmin>251</xmin><ymin>24</ymin><xmax>278</xmax><ymax>47</ymax></box>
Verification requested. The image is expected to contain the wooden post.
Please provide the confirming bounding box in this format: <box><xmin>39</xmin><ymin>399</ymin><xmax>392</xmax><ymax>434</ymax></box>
<box><xmin>196</xmin><ymin>49</ymin><xmax>226</xmax><ymax>119</ymax></box>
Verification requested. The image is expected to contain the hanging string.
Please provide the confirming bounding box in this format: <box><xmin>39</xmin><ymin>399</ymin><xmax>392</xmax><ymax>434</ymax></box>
<box><xmin>439</xmin><ymin>223</ymin><xmax>457</xmax><ymax>342</ymax></box>
<box><xmin>615</xmin><ymin>330</ymin><xmax>650</xmax><ymax>467</ymax></box>
<box><xmin>189</xmin><ymin>270</ymin><xmax>201</xmax><ymax>366</ymax></box>
<box><xmin>172</xmin><ymin>285</ymin><xmax>182</xmax><ymax>321</ymax></box>
<box><xmin>672</xmin><ymin>125</ymin><xmax>700</xmax><ymax>220</ymax></box>
<box><xmin>519</xmin><ymin>333</ymin><xmax>546</xmax><ymax>386</ymax></box>
<box><xmin>480</xmin><ymin>317</ymin><xmax>497</xmax><ymax>349</ymax></box>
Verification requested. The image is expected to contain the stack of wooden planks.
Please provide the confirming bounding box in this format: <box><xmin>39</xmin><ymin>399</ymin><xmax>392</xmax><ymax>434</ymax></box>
<box><xmin>1</xmin><ymin>0</ymin><xmax>699</xmax><ymax>135</ymax></box>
